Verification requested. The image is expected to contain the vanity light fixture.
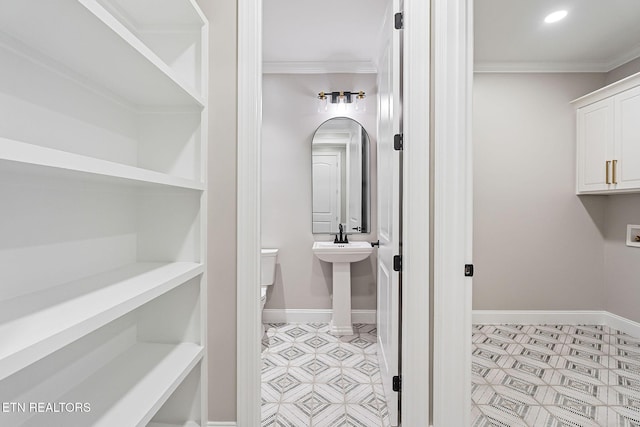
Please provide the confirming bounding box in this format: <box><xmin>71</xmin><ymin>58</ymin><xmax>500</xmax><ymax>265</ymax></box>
<box><xmin>544</xmin><ymin>10</ymin><xmax>568</xmax><ymax>23</ymax></box>
<box><xmin>317</xmin><ymin>90</ymin><xmax>366</xmax><ymax>112</ymax></box>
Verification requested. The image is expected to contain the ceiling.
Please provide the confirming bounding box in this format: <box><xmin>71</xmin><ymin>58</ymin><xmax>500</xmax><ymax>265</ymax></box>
<box><xmin>263</xmin><ymin>0</ymin><xmax>640</xmax><ymax>73</ymax></box>
<box><xmin>475</xmin><ymin>0</ymin><xmax>640</xmax><ymax>72</ymax></box>
<box><xmin>262</xmin><ymin>0</ymin><xmax>388</xmax><ymax>73</ymax></box>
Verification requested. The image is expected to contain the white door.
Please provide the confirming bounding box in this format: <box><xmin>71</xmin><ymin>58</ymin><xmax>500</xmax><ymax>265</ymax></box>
<box><xmin>577</xmin><ymin>98</ymin><xmax>614</xmax><ymax>192</ymax></box>
<box><xmin>312</xmin><ymin>153</ymin><xmax>341</xmax><ymax>233</ymax></box>
<box><xmin>347</xmin><ymin>129</ymin><xmax>363</xmax><ymax>232</ymax></box>
<box><xmin>377</xmin><ymin>1</ymin><xmax>402</xmax><ymax>424</ymax></box>
<box><xmin>615</xmin><ymin>85</ymin><xmax>640</xmax><ymax>189</ymax></box>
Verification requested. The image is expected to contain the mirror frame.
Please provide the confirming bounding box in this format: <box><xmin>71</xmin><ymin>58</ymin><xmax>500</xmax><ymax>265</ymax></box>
<box><xmin>311</xmin><ymin>116</ymin><xmax>370</xmax><ymax>235</ymax></box>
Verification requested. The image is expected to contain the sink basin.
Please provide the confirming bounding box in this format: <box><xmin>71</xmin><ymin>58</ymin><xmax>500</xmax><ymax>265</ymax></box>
<box><xmin>312</xmin><ymin>241</ymin><xmax>374</xmax><ymax>336</ymax></box>
<box><xmin>312</xmin><ymin>241</ymin><xmax>373</xmax><ymax>263</ymax></box>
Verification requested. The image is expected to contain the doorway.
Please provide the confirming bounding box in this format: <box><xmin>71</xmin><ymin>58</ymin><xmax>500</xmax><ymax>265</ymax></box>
<box><xmin>237</xmin><ymin>0</ymin><xmax>436</xmax><ymax>426</ymax></box>
<box><xmin>260</xmin><ymin>1</ymin><xmax>398</xmax><ymax>425</ymax></box>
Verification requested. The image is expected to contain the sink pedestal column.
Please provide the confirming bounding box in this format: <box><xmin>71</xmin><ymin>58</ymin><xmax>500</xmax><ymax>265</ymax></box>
<box><xmin>329</xmin><ymin>262</ymin><xmax>354</xmax><ymax>336</ymax></box>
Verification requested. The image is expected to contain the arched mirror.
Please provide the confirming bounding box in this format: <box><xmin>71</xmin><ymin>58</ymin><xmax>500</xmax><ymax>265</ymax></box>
<box><xmin>311</xmin><ymin>117</ymin><xmax>370</xmax><ymax>234</ymax></box>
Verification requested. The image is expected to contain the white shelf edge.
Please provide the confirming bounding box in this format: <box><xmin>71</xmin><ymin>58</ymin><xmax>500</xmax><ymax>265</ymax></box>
<box><xmin>20</xmin><ymin>343</ymin><xmax>203</xmax><ymax>427</ymax></box>
<box><xmin>0</xmin><ymin>137</ymin><xmax>204</xmax><ymax>191</ymax></box>
<box><xmin>0</xmin><ymin>1</ymin><xmax>204</xmax><ymax>110</ymax></box>
<box><xmin>0</xmin><ymin>262</ymin><xmax>204</xmax><ymax>381</ymax></box>
<box><xmin>78</xmin><ymin>0</ymin><xmax>205</xmax><ymax>107</ymax></box>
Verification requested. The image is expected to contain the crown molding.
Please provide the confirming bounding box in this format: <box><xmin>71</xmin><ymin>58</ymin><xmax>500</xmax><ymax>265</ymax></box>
<box><xmin>475</xmin><ymin>49</ymin><xmax>640</xmax><ymax>74</ymax></box>
<box><xmin>604</xmin><ymin>44</ymin><xmax>640</xmax><ymax>71</ymax></box>
<box><xmin>262</xmin><ymin>60</ymin><xmax>377</xmax><ymax>74</ymax></box>
<box><xmin>473</xmin><ymin>61</ymin><xmax>611</xmax><ymax>73</ymax></box>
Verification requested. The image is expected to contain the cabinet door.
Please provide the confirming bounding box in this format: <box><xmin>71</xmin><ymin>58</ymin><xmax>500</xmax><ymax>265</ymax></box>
<box><xmin>615</xmin><ymin>85</ymin><xmax>640</xmax><ymax>190</ymax></box>
<box><xmin>577</xmin><ymin>98</ymin><xmax>614</xmax><ymax>192</ymax></box>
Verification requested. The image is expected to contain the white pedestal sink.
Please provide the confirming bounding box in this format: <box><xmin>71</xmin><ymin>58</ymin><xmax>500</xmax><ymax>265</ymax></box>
<box><xmin>312</xmin><ymin>241</ymin><xmax>373</xmax><ymax>336</ymax></box>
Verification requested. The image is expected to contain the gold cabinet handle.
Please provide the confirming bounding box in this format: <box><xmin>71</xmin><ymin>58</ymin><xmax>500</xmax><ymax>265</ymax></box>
<box><xmin>613</xmin><ymin>159</ymin><xmax>618</xmax><ymax>184</ymax></box>
<box><xmin>606</xmin><ymin>161</ymin><xmax>611</xmax><ymax>184</ymax></box>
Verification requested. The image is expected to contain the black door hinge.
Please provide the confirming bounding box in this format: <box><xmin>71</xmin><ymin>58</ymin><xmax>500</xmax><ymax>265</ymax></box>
<box><xmin>393</xmin><ymin>255</ymin><xmax>402</xmax><ymax>271</ymax></box>
<box><xmin>465</xmin><ymin>264</ymin><xmax>474</xmax><ymax>277</ymax></box>
<box><xmin>392</xmin><ymin>375</ymin><xmax>401</xmax><ymax>392</ymax></box>
<box><xmin>394</xmin><ymin>12</ymin><xmax>403</xmax><ymax>30</ymax></box>
<box><xmin>394</xmin><ymin>134</ymin><xmax>403</xmax><ymax>151</ymax></box>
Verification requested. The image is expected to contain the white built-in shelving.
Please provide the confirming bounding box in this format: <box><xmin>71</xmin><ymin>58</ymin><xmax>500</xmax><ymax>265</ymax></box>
<box><xmin>0</xmin><ymin>0</ymin><xmax>208</xmax><ymax>425</ymax></box>
<box><xmin>0</xmin><ymin>138</ymin><xmax>205</xmax><ymax>190</ymax></box>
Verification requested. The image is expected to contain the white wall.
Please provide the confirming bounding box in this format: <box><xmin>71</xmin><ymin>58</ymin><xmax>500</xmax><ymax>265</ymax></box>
<box><xmin>473</xmin><ymin>73</ymin><xmax>608</xmax><ymax>311</ymax></box>
<box><xmin>262</xmin><ymin>73</ymin><xmax>378</xmax><ymax>311</ymax></box>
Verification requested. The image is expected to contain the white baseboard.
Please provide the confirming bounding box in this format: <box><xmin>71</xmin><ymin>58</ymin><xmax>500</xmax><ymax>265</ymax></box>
<box><xmin>262</xmin><ymin>309</ymin><xmax>376</xmax><ymax>324</ymax></box>
<box><xmin>472</xmin><ymin>310</ymin><xmax>640</xmax><ymax>337</ymax></box>
<box><xmin>208</xmin><ymin>422</ymin><xmax>236</xmax><ymax>427</ymax></box>
<box><xmin>605</xmin><ymin>311</ymin><xmax>640</xmax><ymax>338</ymax></box>
<box><xmin>472</xmin><ymin>310</ymin><xmax>606</xmax><ymax>326</ymax></box>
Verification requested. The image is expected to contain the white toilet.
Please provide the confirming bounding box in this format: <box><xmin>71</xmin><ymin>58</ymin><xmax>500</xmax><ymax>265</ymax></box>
<box><xmin>260</xmin><ymin>248</ymin><xmax>278</xmax><ymax>334</ymax></box>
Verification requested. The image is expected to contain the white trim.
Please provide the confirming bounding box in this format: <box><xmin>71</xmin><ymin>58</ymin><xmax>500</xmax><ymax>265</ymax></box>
<box><xmin>236</xmin><ymin>0</ymin><xmax>262</xmax><ymax>426</ymax></box>
<box><xmin>432</xmin><ymin>0</ymin><xmax>473</xmax><ymax>425</ymax></box>
<box><xmin>262</xmin><ymin>60</ymin><xmax>377</xmax><ymax>74</ymax></box>
<box><xmin>401</xmin><ymin>0</ymin><xmax>432</xmax><ymax>425</ymax></box>
<box><xmin>606</xmin><ymin>45</ymin><xmax>640</xmax><ymax>72</ymax></box>
<box><xmin>606</xmin><ymin>312</ymin><xmax>640</xmax><ymax>338</ymax></box>
<box><xmin>571</xmin><ymin>71</ymin><xmax>640</xmax><ymax>108</ymax></box>
<box><xmin>474</xmin><ymin>61</ymin><xmax>611</xmax><ymax>73</ymax></box>
<box><xmin>208</xmin><ymin>423</ymin><xmax>237</xmax><ymax>427</ymax></box>
<box><xmin>472</xmin><ymin>310</ymin><xmax>606</xmax><ymax>325</ymax></box>
<box><xmin>474</xmin><ymin>49</ymin><xmax>640</xmax><ymax>74</ymax></box>
<box><xmin>262</xmin><ymin>309</ymin><xmax>376</xmax><ymax>324</ymax></box>
<box><xmin>472</xmin><ymin>310</ymin><xmax>640</xmax><ymax>339</ymax></box>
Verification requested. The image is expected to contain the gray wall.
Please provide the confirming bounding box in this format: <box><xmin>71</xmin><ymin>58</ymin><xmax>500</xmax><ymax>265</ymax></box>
<box><xmin>604</xmin><ymin>195</ymin><xmax>640</xmax><ymax>323</ymax></box>
<box><xmin>473</xmin><ymin>69</ymin><xmax>640</xmax><ymax>321</ymax></box>
<box><xmin>472</xmin><ymin>73</ymin><xmax>608</xmax><ymax>310</ymax></box>
<box><xmin>198</xmin><ymin>0</ymin><xmax>237</xmax><ymax>422</ymax></box>
<box><xmin>262</xmin><ymin>74</ymin><xmax>378</xmax><ymax>311</ymax></box>
<box><xmin>601</xmin><ymin>60</ymin><xmax>640</xmax><ymax>323</ymax></box>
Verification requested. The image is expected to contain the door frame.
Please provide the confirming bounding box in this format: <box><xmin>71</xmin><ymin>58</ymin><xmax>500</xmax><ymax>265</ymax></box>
<box><xmin>430</xmin><ymin>0</ymin><xmax>473</xmax><ymax>425</ymax></box>
<box><xmin>236</xmin><ymin>0</ymin><xmax>471</xmax><ymax>425</ymax></box>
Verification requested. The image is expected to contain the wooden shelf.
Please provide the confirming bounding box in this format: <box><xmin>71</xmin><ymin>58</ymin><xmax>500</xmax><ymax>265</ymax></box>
<box><xmin>0</xmin><ymin>137</ymin><xmax>204</xmax><ymax>190</ymax></box>
<box><xmin>0</xmin><ymin>262</ymin><xmax>203</xmax><ymax>381</ymax></box>
<box><xmin>0</xmin><ymin>0</ymin><xmax>205</xmax><ymax>108</ymax></box>
<box><xmin>21</xmin><ymin>343</ymin><xmax>204</xmax><ymax>427</ymax></box>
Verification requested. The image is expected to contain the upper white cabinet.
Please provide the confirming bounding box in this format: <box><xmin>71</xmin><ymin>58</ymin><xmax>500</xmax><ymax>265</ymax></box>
<box><xmin>574</xmin><ymin>72</ymin><xmax>640</xmax><ymax>194</ymax></box>
<box><xmin>0</xmin><ymin>1</ymin><xmax>208</xmax><ymax>426</ymax></box>
<box><xmin>615</xmin><ymin>85</ymin><xmax>640</xmax><ymax>190</ymax></box>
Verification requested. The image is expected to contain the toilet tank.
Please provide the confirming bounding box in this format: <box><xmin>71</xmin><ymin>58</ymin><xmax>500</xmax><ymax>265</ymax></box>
<box><xmin>261</xmin><ymin>248</ymin><xmax>279</xmax><ymax>287</ymax></box>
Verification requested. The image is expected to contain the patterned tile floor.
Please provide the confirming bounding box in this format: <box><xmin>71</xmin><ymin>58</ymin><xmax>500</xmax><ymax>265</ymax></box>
<box><xmin>472</xmin><ymin>324</ymin><xmax>640</xmax><ymax>426</ymax></box>
<box><xmin>261</xmin><ymin>323</ymin><xmax>391</xmax><ymax>427</ymax></box>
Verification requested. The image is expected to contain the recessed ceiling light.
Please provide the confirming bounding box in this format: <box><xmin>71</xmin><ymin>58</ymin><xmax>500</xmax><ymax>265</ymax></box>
<box><xmin>544</xmin><ymin>10</ymin><xmax>568</xmax><ymax>23</ymax></box>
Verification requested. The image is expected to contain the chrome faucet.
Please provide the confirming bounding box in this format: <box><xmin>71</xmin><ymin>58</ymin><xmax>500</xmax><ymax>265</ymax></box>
<box><xmin>334</xmin><ymin>224</ymin><xmax>349</xmax><ymax>244</ymax></box>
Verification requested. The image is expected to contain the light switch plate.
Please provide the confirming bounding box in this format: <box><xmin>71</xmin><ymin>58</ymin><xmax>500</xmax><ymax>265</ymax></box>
<box><xmin>626</xmin><ymin>225</ymin><xmax>640</xmax><ymax>248</ymax></box>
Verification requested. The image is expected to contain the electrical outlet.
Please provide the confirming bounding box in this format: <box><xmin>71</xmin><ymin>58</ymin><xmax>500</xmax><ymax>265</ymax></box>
<box><xmin>626</xmin><ymin>225</ymin><xmax>640</xmax><ymax>248</ymax></box>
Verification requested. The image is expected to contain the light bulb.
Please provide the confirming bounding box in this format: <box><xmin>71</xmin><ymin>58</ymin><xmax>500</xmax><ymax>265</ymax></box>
<box><xmin>317</xmin><ymin>92</ymin><xmax>328</xmax><ymax>112</ymax></box>
<box><xmin>544</xmin><ymin>10</ymin><xmax>567</xmax><ymax>23</ymax></box>
<box><xmin>337</xmin><ymin>92</ymin><xmax>346</xmax><ymax>112</ymax></box>
<box><xmin>355</xmin><ymin>91</ymin><xmax>366</xmax><ymax>112</ymax></box>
